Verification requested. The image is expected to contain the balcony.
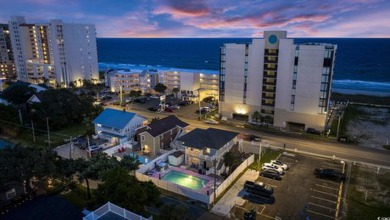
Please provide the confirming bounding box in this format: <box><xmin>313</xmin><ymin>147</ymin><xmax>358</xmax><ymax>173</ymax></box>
<box><xmin>263</xmin><ymin>79</ymin><xmax>276</xmax><ymax>85</ymax></box>
<box><xmin>262</xmin><ymin>86</ymin><xmax>275</xmax><ymax>92</ymax></box>
<box><xmin>264</xmin><ymin>58</ymin><xmax>278</xmax><ymax>64</ymax></box>
<box><xmin>261</xmin><ymin>100</ymin><xmax>275</xmax><ymax>107</ymax></box>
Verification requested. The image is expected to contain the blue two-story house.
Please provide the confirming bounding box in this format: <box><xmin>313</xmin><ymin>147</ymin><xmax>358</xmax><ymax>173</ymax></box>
<box><xmin>93</xmin><ymin>108</ymin><xmax>148</xmax><ymax>144</ymax></box>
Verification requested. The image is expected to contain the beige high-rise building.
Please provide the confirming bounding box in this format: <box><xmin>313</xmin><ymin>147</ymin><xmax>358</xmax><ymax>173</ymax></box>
<box><xmin>0</xmin><ymin>24</ymin><xmax>15</xmax><ymax>79</ymax></box>
<box><xmin>219</xmin><ymin>31</ymin><xmax>337</xmax><ymax>131</ymax></box>
<box><xmin>8</xmin><ymin>16</ymin><xmax>98</xmax><ymax>87</ymax></box>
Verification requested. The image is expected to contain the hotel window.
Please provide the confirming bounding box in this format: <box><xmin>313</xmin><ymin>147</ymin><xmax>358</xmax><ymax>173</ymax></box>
<box><xmin>141</xmin><ymin>135</ymin><xmax>145</xmax><ymax>141</ymax></box>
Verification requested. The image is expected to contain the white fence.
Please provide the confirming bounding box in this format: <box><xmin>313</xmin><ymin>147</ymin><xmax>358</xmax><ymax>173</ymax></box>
<box><xmin>211</xmin><ymin>154</ymin><xmax>254</xmax><ymax>204</ymax></box>
<box><xmin>83</xmin><ymin>202</ymin><xmax>152</xmax><ymax>220</ymax></box>
<box><xmin>136</xmin><ymin>154</ymin><xmax>255</xmax><ymax>206</ymax></box>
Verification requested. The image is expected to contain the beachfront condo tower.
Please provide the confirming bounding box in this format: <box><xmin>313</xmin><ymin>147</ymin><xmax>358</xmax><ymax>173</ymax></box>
<box><xmin>219</xmin><ymin>31</ymin><xmax>337</xmax><ymax>132</ymax></box>
<box><xmin>8</xmin><ymin>16</ymin><xmax>98</xmax><ymax>87</ymax></box>
<box><xmin>0</xmin><ymin>24</ymin><xmax>15</xmax><ymax>80</ymax></box>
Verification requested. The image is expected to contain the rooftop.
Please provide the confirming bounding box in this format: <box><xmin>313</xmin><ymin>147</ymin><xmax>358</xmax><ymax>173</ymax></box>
<box><xmin>93</xmin><ymin>108</ymin><xmax>137</xmax><ymax>130</ymax></box>
<box><xmin>177</xmin><ymin>128</ymin><xmax>239</xmax><ymax>150</ymax></box>
<box><xmin>140</xmin><ymin>115</ymin><xmax>188</xmax><ymax>137</ymax></box>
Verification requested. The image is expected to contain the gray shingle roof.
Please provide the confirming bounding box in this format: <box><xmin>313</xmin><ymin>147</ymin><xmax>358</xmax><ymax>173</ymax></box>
<box><xmin>141</xmin><ymin>115</ymin><xmax>188</xmax><ymax>137</ymax></box>
<box><xmin>177</xmin><ymin>128</ymin><xmax>238</xmax><ymax>150</ymax></box>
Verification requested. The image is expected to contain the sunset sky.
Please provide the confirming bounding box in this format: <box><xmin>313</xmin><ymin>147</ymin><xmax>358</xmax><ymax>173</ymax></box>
<box><xmin>1</xmin><ymin>0</ymin><xmax>389</xmax><ymax>38</ymax></box>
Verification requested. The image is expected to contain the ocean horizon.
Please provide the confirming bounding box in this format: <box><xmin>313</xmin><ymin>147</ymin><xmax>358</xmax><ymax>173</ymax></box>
<box><xmin>97</xmin><ymin>38</ymin><xmax>390</xmax><ymax>96</ymax></box>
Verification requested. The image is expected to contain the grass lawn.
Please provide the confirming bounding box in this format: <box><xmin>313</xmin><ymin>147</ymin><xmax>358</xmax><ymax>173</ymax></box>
<box><xmin>249</xmin><ymin>149</ymin><xmax>282</xmax><ymax>171</ymax></box>
<box><xmin>11</xmin><ymin>124</ymin><xmax>88</xmax><ymax>148</ymax></box>
<box><xmin>346</xmin><ymin>165</ymin><xmax>390</xmax><ymax>219</ymax></box>
<box><xmin>61</xmin><ymin>185</ymin><xmax>90</xmax><ymax>209</ymax></box>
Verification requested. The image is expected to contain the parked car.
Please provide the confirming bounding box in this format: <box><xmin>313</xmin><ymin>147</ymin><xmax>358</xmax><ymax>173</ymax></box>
<box><xmin>178</xmin><ymin>101</ymin><xmax>190</xmax><ymax>106</ymax></box>
<box><xmin>171</xmin><ymin>104</ymin><xmax>180</xmax><ymax>109</ymax></box>
<box><xmin>262</xmin><ymin>163</ymin><xmax>284</xmax><ymax>174</ymax></box>
<box><xmin>243</xmin><ymin>192</ymin><xmax>275</xmax><ymax>204</ymax></box>
<box><xmin>88</xmin><ymin>145</ymin><xmax>102</xmax><ymax>151</ymax></box>
<box><xmin>314</xmin><ymin>168</ymin><xmax>345</xmax><ymax>181</ymax></box>
<box><xmin>134</xmin><ymin>98</ymin><xmax>146</xmax><ymax>103</ymax></box>
<box><xmin>101</xmin><ymin>96</ymin><xmax>112</xmax><ymax>101</ymax></box>
<box><xmin>248</xmin><ymin>120</ymin><xmax>263</xmax><ymax>126</ymax></box>
<box><xmin>148</xmin><ymin>106</ymin><xmax>160</xmax><ymax>112</ymax></box>
<box><xmin>165</xmin><ymin>107</ymin><xmax>174</xmax><ymax>112</ymax></box>
<box><xmin>203</xmin><ymin>119</ymin><xmax>219</xmax><ymax>125</ymax></box>
<box><xmin>307</xmin><ymin>127</ymin><xmax>321</xmax><ymax>135</ymax></box>
<box><xmin>244</xmin><ymin>181</ymin><xmax>274</xmax><ymax>196</ymax></box>
<box><xmin>150</xmin><ymin>95</ymin><xmax>159</xmax><ymax>99</ymax></box>
<box><xmin>259</xmin><ymin>169</ymin><xmax>281</xmax><ymax>180</ymax></box>
<box><xmin>270</xmin><ymin>160</ymin><xmax>289</xmax><ymax>170</ymax></box>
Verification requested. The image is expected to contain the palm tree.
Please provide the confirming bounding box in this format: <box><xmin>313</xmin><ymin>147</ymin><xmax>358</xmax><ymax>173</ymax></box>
<box><xmin>172</xmin><ymin>87</ymin><xmax>180</xmax><ymax>99</ymax></box>
<box><xmin>251</xmin><ymin>111</ymin><xmax>262</xmax><ymax>123</ymax></box>
<box><xmin>264</xmin><ymin>115</ymin><xmax>273</xmax><ymax>127</ymax></box>
<box><xmin>223</xmin><ymin>152</ymin><xmax>237</xmax><ymax>174</ymax></box>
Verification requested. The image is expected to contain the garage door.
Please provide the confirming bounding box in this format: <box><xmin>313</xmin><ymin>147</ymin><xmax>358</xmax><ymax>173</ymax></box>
<box><xmin>232</xmin><ymin>113</ymin><xmax>249</xmax><ymax>121</ymax></box>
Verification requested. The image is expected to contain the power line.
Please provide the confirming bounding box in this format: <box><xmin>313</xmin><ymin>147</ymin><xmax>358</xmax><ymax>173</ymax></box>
<box><xmin>0</xmin><ymin>118</ymin><xmax>76</xmax><ymax>138</ymax></box>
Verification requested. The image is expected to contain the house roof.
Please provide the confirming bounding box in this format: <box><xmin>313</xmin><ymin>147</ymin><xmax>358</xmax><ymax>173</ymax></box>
<box><xmin>93</xmin><ymin>108</ymin><xmax>138</xmax><ymax>129</ymax></box>
<box><xmin>141</xmin><ymin>115</ymin><xmax>188</xmax><ymax>137</ymax></box>
<box><xmin>170</xmin><ymin>151</ymin><xmax>184</xmax><ymax>158</ymax></box>
<box><xmin>177</xmin><ymin>128</ymin><xmax>239</xmax><ymax>150</ymax></box>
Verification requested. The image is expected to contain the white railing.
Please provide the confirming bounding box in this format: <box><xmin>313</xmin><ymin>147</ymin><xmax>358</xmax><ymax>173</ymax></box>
<box><xmin>83</xmin><ymin>202</ymin><xmax>152</xmax><ymax>220</ymax></box>
<box><xmin>135</xmin><ymin>154</ymin><xmax>254</xmax><ymax>207</ymax></box>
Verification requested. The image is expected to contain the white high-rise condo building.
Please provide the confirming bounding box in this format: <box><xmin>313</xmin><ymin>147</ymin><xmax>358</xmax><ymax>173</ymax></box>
<box><xmin>219</xmin><ymin>31</ymin><xmax>337</xmax><ymax>131</ymax></box>
<box><xmin>8</xmin><ymin>16</ymin><xmax>98</xmax><ymax>87</ymax></box>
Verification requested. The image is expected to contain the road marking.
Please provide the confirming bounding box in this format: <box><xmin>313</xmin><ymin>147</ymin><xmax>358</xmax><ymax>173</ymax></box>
<box><xmin>233</xmin><ymin>205</ymin><xmax>274</xmax><ymax>219</ymax></box>
<box><xmin>310</xmin><ymin>188</ymin><xmax>338</xmax><ymax>197</ymax></box>
<box><xmin>315</xmin><ymin>184</ymin><xmax>339</xmax><ymax>190</ymax></box>
<box><xmin>317</xmin><ymin>179</ymin><xmax>341</xmax><ymax>185</ymax></box>
<box><xmin>310</xmin><ymin>195</ymin><xmax>337</xmax><ymax>204</ymax></box>
<box><xmin>308</xmin><ymin>202</ymin><xmax>336</xmax><ymax>211</ymax></box>
<box><xmin>306</xmin><ymin>209</ymin><xmax>334</xmax><ymax>219</ymax></box>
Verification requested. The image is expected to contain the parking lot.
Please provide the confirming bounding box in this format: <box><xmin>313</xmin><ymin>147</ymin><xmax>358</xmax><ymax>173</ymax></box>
<box><xmin>231</xmin><ymin>153</ymin><xmax>346</xmax><ymax>219</ymax></box>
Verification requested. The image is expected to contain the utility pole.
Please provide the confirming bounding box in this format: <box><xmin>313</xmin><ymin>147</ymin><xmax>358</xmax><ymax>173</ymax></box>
<box><xmin>213</xmin><ymin>157</ymin><xmax>217</xmax><ymax>205</ymax></box>
<box><xmin>69</xmin><ymin>136</ymin><xmax>73</xmax><ymax>159</ymax></box>
<box><xmin>336</xmin><ymin>116</ymin><xmax>341</xmax><ymax>140</ymax></box>
<box><xmin>198</xmin><ymin>88</ymin><xmax>202</xmax><ymax>120</ymax></box>
<box><xmin>257</xmin><ymin>142</ymin><xmax>262</xmax><ymax>171</ymax></box>
<box><xmin>31</xmin><ymin>120</ymin><xmax>36</xmax><ymax>142</ymax></box>
<box><xmin>46</xmin><ymin>117</ymin><xmax>51</xmax><ymax>148</ymax></box>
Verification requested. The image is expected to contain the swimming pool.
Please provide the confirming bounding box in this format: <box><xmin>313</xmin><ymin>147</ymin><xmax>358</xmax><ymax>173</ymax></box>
<box><xmin>0</xmin><ymin>140</ymin><xmax>12</xmax><ymax>149</ymax></box>
<box><xmin>131</xmin><ymin>154</ymin><xmax>150</xmax><ymax>164</ymax></box>
<box><xmin>162</xmin><ymin>170</ymin><xmax>209</xmax><ymax>190</ymax></box>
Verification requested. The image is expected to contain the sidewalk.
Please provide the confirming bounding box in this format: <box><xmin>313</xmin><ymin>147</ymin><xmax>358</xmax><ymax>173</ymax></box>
<box><xmin>211</xmin><ymin>169</ymin><xmax>259</xmax><ymax>217</ymax></box>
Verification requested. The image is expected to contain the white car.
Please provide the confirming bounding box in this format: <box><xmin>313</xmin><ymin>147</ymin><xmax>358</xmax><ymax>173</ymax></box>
<box><xmin>262</xmin><ymin>163</ymin><xmax>284</xmax><ymax>174</ymax></box>
<box><xmin>204</xmin><ymin>119</ymin><xmax>219</xmax><ymax>125</ymax></box>
<box><xmin>270</xmin><ymin>160</ymin><xmax>289</xmax><ymax>170</ymax></box>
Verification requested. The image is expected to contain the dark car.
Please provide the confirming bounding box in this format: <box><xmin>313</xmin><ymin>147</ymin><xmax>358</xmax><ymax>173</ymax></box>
<box><xmin>148</xmin><ymin>106</ymin><xmax>159</xmax><ymax>111</ymax></box>
<box><xmin>307</xmin><ymin>128</ymin><xmax>321</xmax><ymax>135</ymax></box>
<box><xmin>260</xmin><ymin>169</ymin><xmax>281</xmax><ymax>180</ymax></box>
<box><xmin>314</xmin><ymin>168</ymin><xmax>345</xmax><ymax>181</ymax></box>
<box><xmin>244</xmin><ymin>181</ymin><xmax>274</xmax><ymax>196</ymax></box>
<box><xmin>243</xmin><ymin>193</ymin><xmax>275</xmax><ymax>204</ymax></box>
<box><xmin>134</xmin><ymin>98</ymin><xmax>146</xmax><ymax>103</ymax></box>
<box><xmin>101</xmin><ymin>96</ymin><xmax>112</xmax><ymax>101</ymax></box>
<box><xmin>178</xmin><ymin>101</ymin><xmax>190</xmax><ymax>106</ymax></box>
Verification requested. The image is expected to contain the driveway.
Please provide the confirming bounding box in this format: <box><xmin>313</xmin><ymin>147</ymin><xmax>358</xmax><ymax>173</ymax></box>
<box><xmin>211</xmin><ymin>169</ymin><xmax>259</xmax><ymax>217</ymax></box>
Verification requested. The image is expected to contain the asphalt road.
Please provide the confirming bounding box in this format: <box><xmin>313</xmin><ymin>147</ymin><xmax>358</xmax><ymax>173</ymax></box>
<box><xmin>108</xmin><ymin>102</ymin><xmax>390</xmax><ymax>168</ymax></box>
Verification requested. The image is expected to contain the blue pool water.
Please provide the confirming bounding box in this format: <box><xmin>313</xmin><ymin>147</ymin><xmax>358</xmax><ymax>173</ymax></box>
<box><xmin>131</xmin><ymin>154</ymin><xmax>150</xmax><ymax>164</ymax></box>
<box><xmin>0</xmin><ymin>139</ymin><xmax>12</xmax><ymax>149</ymax></box>
<box><xmin>162</xmin><ymin>170</ymin><xmax>209</xmax><ymax>190</ymax></box>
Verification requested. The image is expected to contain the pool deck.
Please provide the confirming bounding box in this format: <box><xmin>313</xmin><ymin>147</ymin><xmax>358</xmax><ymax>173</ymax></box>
<box><xmin>152</xmin><ymin>166</ymin><xmax>215</xmax><ymax>194</ymax></box>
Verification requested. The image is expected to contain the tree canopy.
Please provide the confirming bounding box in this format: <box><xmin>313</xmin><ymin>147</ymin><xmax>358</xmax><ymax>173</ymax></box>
<box><xmin>31</xmin><ymin>89</ymin><xmax>102</xmax><ymax>130</ymax></box>
<box><xmin>154</xmin><ymin>83</ymin><xmax>167</xmax><ymax>94</ymax></box>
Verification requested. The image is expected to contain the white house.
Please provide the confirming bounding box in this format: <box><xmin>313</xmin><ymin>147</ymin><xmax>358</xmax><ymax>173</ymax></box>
<box><xmin>93</xmin><ymin>108</ymin><xmax>148</xmax><ymax>144</ymax></box>
<box><xmin>176</xmin><ymin>128</ymin><xmax>239</xmax><ymax>175</ymax></box>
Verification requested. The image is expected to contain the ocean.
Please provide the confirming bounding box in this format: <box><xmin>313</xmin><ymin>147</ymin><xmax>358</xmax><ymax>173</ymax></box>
<box><xmin>97</xmin><ymin>38</ymin><xmax>390</xmax><ymax>96</ymax></box>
